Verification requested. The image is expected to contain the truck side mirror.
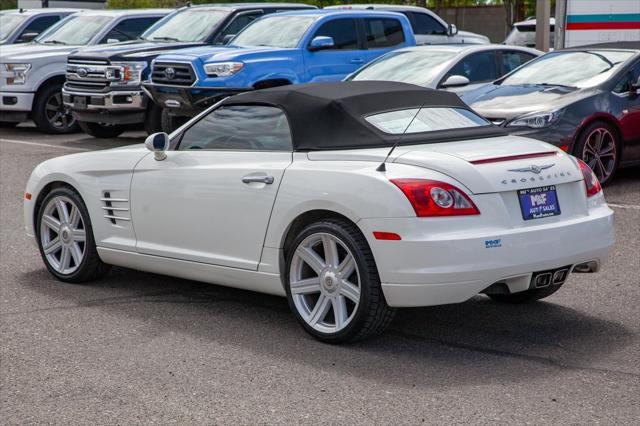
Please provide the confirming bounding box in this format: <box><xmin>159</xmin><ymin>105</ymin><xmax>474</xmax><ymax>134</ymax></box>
<box><xmin>18</xmin><ymin>32</ymin><xmax>39</xmax><ymax>42</ymax></box>
<box><xmin>309</xmin><ymin>36</ymin><xmax>334</xmax><ymax>51</ymax></box>
<box><xmin>448</xmin><ymin>24</ymin><xmax>458</xmax><ymax>36</ymax></box>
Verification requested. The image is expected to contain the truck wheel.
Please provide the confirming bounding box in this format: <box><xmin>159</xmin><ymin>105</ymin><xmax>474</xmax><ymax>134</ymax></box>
<box><xmin>144</xmin><ymin>103</ymin><xmax>163</xmax><ymax>135</ymax></box>
<box><xmin>78</xmin><ymin>121</ymin><xmax>125</xmax><ymax>139</ymax></box>
<box><xmin>161</xmin><ymin>108</ymin><xmax>188</xmax><ymax>133</ymax></box>
<box><xmin>32</xmin><ymin>83</ymin><xmax>78</xmax><ymax>134</ymax></box>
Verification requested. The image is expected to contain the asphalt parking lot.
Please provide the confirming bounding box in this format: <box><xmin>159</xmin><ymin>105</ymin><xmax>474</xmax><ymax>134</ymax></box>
<box><xmin>1</xmin><ymin>123</ymin><xmax>639</xmax><ymax>424</ymax></box>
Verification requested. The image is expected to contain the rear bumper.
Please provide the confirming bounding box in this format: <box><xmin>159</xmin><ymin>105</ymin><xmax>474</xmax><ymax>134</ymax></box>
<box><xmin>0</xmin><ymin>91</ymin><xmax>34</xmax><ymax>112</ymax></box>
<box><xmin>142</xmin><ymin>82</ymin><xmax>247</xmax><ymax>117</ymax></box>
<box><xmin>62</xmin><ymin>88</ymin><xmax>147</xmax><ymax>124</ymax></box>
<box><xmin>359</xmin><ymin>203</ymin><xmax>614</xmax><ymax>307</ymax></box>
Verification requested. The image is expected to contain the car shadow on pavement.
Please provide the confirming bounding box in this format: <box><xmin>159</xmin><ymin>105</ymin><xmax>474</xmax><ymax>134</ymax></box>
<box><xmin>19</xmin><ymin>266</ymin><xmax>636</xmax><ymax>389</ymax></box>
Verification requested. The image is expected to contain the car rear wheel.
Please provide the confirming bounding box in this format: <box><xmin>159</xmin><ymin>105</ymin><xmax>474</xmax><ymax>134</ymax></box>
<box><xmin>36</xmin><ymin>187</ymin><xmax>110</xmax><ymax>283</ymax></box>
<box><xmin>78</xmin><ymin>121</ymin><xmax>125</xmax><ymax>139</ymax></box>
<box><xmin>487</xmin><ymin>284</ymin><xmax>564</xmax><ymax>304</ymax></box>
<box><xmin>285</xmin><ymin>219</ymin><xmax>395</xmax><ymax>343</ymax></box>
<box><xmin>574</xmin><ymin>121</ymin><xmax>620</xmax><ymax>185</ymax></box>
<box><xmin>32</xmin><ymin>84</ymin><xmax>78</xmax><ymax>134</ymax></box>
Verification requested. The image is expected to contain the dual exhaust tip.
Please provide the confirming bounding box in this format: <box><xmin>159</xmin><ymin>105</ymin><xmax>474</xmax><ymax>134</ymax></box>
<box><xmin>533</xmin><ymin>260</ymin><xmax>599</xmax><ymax>288</ymax></box>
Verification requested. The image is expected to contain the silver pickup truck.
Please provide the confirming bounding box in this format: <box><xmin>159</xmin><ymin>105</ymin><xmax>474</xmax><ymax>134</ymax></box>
<box><xmin>0</xmin><ymin>9</ymin><xmax>169</xmax><ymax>134</ymax></box>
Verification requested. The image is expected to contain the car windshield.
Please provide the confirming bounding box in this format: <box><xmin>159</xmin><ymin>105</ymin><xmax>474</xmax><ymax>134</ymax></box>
<box><xmin>0</xmin><ymin>14</ymin><xmax>27</xmax><ymax>41</ymax></box>
<box><xmin>37</xmin><ymin>15</ymin><xmax>112</xmax><ymax>45</ymax></box>
<box><xmin>348</xmin><ymin>50</ymin><xmax>458</xmax><ymax>86</ymax></box>
<box><xmin>501</xmin><ymin>50</ymin><xmax>635</xmax><ymax>88</ymax></box>
<box><xmin>141</xmin><ymin>9</ymin><xmax>228</xmax><ymax>42</ymax></box>
<box><xmin>232</xmin><ymin>16</ymin><xmax>315</xmax><ymax>48</ymax></box>
<box><xmin>366</xmin><ymin>107</ymin><xmax>489</xmax><ymax>134</ymax></box>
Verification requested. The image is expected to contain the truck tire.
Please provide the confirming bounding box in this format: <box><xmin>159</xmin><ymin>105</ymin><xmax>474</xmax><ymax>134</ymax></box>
<box><xmin>144</xmin><ymin>102</ymin><xmax>163</xmax><ymax>135</ymax></box>
<box><xmin>78</xmin><ymin>121</ymin><xmax>125</xmax><ymax>139</ymax></box>
<box><xmin>161</xmin><ymin>108</ymin><xmax>189</xmax><ymax>133</ymax></box>
<box><xmin>32</xmin><ymin>83</ymin><xmax>78</xmax><ymax>134</ymax></box>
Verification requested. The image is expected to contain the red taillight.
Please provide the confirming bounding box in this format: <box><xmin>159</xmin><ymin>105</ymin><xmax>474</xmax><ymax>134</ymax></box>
<box><xmin>391</xmin><ymin>179</ymin><xmax>480</xmax><ymax>217</ymax></box>
<box><xmin>577</xmin><ymin>159</ymin><xmax>602</xmax><ymax>197</ymax></box>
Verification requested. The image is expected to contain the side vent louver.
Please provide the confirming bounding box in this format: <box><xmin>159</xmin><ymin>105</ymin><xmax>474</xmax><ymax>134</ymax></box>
<box><xmin>102</xmin><ymin>191</ymin><xmax>131</xmax><ymax>224</ymax></box>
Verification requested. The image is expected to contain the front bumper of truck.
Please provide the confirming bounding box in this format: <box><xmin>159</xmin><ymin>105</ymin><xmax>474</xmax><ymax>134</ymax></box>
<box><xmin>62</xmin><ymin>87</ymin><xmax>148</xmax><ymax>125</ymax></box>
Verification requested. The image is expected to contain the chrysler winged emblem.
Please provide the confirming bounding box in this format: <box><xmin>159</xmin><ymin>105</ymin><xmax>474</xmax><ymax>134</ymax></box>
<box><xmin>508</xmin><ymin>163</ymin><xmax>554</xmax><ymax>174</ymax></box>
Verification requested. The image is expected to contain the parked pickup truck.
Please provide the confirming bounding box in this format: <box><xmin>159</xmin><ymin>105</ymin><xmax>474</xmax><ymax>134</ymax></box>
<box><xmin>0</xmin><ymin>9</ymin><xmax>169</xmax><ymax>133</ymax></box>
<box><xmin>63</xmin><ymin>3</ymin><xmax>315</xmax><ymax>138</ymax></box>
<box><xmin>143</xmin><ymin>9</ymin><xmax>416</xmax><ymax>131</ymax></box>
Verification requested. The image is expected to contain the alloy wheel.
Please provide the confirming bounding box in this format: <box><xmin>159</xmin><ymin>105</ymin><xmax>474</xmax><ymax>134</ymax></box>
<box><xmin>289</xmin><ymin>232</ymin><xmax>361</xmax><ymax>334</ymax></box>
<box><xmin>45</xmin><ymin>92</ymin><xmax>76</xmax><ymax>130</ymax></box>
<box><xmin>39</xmin><ymin>196</ymin><xmax>86</xmax><ymax>275</ymax></box>
<box><xmin>582</xmin><ymin>127</ymin><xmax>616</xmax><ymax>182</ymax></box>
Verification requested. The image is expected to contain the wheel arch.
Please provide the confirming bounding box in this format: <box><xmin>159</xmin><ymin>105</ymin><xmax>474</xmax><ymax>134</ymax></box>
<box><xmin>34</xmin><ymin>74</ymin><xmax>66</xmax><ymax>100</ymax></box>
<box><xmin>253</xmin><ymin>78</ymin><xmax>293</xmax><ymax>90</ymax></box>
<box><xmin>32</xmin><ymin>180</ymin><xmax>81</xmax><ymax>234</ymax></box>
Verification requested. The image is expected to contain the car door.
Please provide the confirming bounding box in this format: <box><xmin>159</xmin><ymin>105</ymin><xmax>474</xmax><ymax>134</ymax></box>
<box><xmin>130</xmin><ymin>105</ymin><xmax>293</xmax><ymax>270</ymax></box>
<box><xmin>304</xmin><ymin>17</ymin><xmax>364</xmax><ymax>82</ymax></box>
<box><xmin>362</xmin><ymin>17</ymin><xmax>407</xmax><ymax>64</ymax></box>
<box><xmin>438</xmin><ymin>50</ymin><xmax>500</xmax><ymax>93</ymax></box>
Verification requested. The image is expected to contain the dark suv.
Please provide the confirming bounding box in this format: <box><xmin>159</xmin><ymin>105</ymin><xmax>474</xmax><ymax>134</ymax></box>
<box><xmin>63</xmin><ymin>3</ymin><xmax>315</xmax><ymax>138</ymax></box>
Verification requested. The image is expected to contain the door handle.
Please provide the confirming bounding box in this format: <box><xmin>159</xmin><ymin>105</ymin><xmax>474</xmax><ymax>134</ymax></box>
<box><xmin>350</xmin><ymin>58</ymin><xmax>365</xmax><ymax>64</ymax></box>
<box><xmin>242</xmin><ymin>175</ymin><xmax>275</xmax><ymax>184</ymax></box>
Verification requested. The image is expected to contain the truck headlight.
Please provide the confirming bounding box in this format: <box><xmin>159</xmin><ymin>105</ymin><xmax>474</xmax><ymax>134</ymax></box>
<box><xmin>4</xmin><ymin>63</ymin><xmax>31</xmax><ymax>85</ymax></box>
<box><xmin>204</xmin><ymin>62</ymin><xmax>243</xmax><ymax>77</ymax></box>
<box><xmin>106</xmin><ymin>62</ymin><xmax>147</xmax><ymax>86</ymax></box>
<box><xmin>507</xmin><ymin>110</ymin><xmax>563</xmax><ymax>129</ymax></box>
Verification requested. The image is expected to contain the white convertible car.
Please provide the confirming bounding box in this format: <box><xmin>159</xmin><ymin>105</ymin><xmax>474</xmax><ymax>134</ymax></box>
<box><xmin>24</xmin><ymin>82</ymin><xmax>614</xmax><ymax>343</ymax></box>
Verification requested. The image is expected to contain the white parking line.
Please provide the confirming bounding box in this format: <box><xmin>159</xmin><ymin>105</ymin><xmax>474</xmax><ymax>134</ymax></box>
<box><xmin>608</xmin><ymin>203</ymin><xmax>640</xmax><ymax>210</ymax></box>
<box><xmin>0</xmin><ymin>138</ymin><xmax>90</xmax><ymax>152</ymax></box>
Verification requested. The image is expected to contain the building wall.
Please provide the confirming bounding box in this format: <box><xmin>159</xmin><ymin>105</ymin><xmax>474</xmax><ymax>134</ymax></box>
<box><xmin>436</xmin><ymin>5</ymin><xmax>507</xmax><ymax>43</ymax></box>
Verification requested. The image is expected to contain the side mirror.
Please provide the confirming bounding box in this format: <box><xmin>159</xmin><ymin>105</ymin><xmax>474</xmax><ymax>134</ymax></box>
<box><xmin>631</xmin><ymin>76</ymin><xmax>640</xmax><ymax>95</ymax></box>
<box><xmin>107</xmin><ymin>38</ymin><xmax>120</xmax><ymax>44</ymax></box>
<box><xmin>441</xmin><ymin>74</ymin><xmax>470</xmax><ymax>88</ymax></box>
<box><xmin>222</xmin><ymin>34</ymin><xmax>235</xmax><ymax>45</ymax></box>
<box><xmin>18</xmin><ymin>32</ymin><xmax>39</xmax><ymax>42</ymax></box>
<box><xmin>145</xmin><ymin>132</ymin><xmax>170</xmax><ymax>161</ymax></box>
<box><xmin>309</xmin><ymin>36</ymin><xmax>334</xmax><ymax>51</ymax></box>
<box><xmin>448</xmin><ymin>23</ymin><xmax>458</xmax><ymax>36</ymax></box>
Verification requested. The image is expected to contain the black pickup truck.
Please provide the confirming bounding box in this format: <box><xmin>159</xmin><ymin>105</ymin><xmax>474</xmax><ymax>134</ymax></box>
<box><xmin>63</xmin><ymin>3</ymin><xmax>315</xmax><ymax>138</ymax></box>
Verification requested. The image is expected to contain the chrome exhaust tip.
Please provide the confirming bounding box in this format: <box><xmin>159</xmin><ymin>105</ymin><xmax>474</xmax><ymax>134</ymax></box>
<box><xmin>573</xmin><ymin>261</ymin><xmax>599</xmax><ymax>273</ymax></box>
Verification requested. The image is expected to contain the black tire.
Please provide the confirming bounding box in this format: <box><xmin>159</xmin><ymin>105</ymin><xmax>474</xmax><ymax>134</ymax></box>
<box><xmin>36</xmin><ymin>186</ymin><xmax>110</xmax><ymax>283</ymax></box>
<box><xmin>284</xmin><ymin>218</ymin><xmax>395</xmax><ymax>343</ymax></box>
<box><xmin>78</xmin><ymin>121</ymin><xmax>125</xmax><ymax>139</ymax></box>
<box><xmin>487</xmin><ymin>284</ymin><xmax>563</xmax><ymax>304</ymax></box>
<box><xmin>0</xmin><ymin>121</ymin><xmax>19</xmax><ymax>128</ymax></box>
<box><xmin>32</xmin><ymin>83</ymin><xmax>78</xmax><ymax>134</ymax></box>
<box><xmin>144</xmin><ymin>102</ymin><xmax>163</xmax><ymax>135</ymax></box>
<box><xmin>161</xmin><ymin>108</ymin><xmax>189</xmax><ymax>134</ymax></box>
<box><xmin>573</xmin><ymin>120</ymin><xmax>621</xmax><ymax>185</ymax></box>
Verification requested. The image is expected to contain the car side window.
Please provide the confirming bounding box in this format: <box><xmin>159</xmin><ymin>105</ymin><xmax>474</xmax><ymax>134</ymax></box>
<box><xmin>179</xmin><ymin>105</ymin><xmax>292</xmax><ymax>151</ymax></box>
<box><xmin>500</xmin><ymin>51</ymin><xmax>536</xmax><ymax>75</ymax></box>
<box><xmin>408</xmin><ymin>12</ymin><xmax>447</xmax><ymax>36</ymax></box>
<box><xmin>100</xmin><ymin>17</ymin><xmax>161</xmax><ymax>43</ymax></box>
<box><xmin>447</xmin><ymin>52</ymin><xmax>498</xmax><ymax>84</ymax></box>
<box><xmin>17</xmin><ymin>15</ymin><xmax>59</xmax><ymax>41</ymax></box>
<box><xmin>216</xmin><ymin>12</ymin><xmax>262</xmax><ymax>43</ymax></box>
<box><xmin>613</xmin><ymin>61</ymin><xmax>640</xmax><ymax>93</ymax></box>
<box><xmin>364</xmin><ymin>18</ymin><xmax>405</xmax><ymax>48</ymax></box>
<box><xmin>311</xmin><ymin>18</ymin><xmax>358</xmax><ymax>50</ymax></box>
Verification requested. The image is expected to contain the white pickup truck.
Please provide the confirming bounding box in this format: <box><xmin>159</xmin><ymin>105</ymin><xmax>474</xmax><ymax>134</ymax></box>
<box><xmin>0</xmin><ymin>9</ymin><xmax>169</xmax><ymax>133</ymax></box>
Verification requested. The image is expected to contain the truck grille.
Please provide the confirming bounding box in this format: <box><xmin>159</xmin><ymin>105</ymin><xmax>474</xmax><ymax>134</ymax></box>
<box><xmin>151</xmin><ymin>62</ymin><xmax>196</xmax><ymax>86</ymax></box>
<box><xmin>66</xmin><ymin>58</ymin><xmax>111</xmax><ymax>92</ymax></box>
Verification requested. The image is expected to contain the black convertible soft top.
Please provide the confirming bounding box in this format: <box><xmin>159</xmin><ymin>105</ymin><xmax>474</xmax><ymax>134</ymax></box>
<box><xmin>222</xmin><ymin>81</ymin><xmax>506</xmax><ymax>151</ymax></box>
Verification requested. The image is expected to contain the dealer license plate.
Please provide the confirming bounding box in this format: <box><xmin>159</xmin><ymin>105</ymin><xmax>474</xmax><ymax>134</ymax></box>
<box><xmin>518</xmin><ymin>185</ymin><xmax>561</xmax><ymax>220</ymax></box>
<box><xmin>73</xmin><ymin>96</ymin><xmax>87</xmax><ymax>110</ymax></box>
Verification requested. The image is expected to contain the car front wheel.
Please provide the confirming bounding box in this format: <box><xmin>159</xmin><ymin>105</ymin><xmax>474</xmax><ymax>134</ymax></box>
<box><xmin>285</xmin><ymin>219</ymin><xmax>395</xmax><ymax>343</ymax></box>
<box><xmin>36</xmin><ymin>186</ymin><xmax>110</xmax><ymax>283</ymax></box>
<box><xmin>574</xmin><ymin>121</ymin><xmax>620</xmax><ymax>185</ymax></box>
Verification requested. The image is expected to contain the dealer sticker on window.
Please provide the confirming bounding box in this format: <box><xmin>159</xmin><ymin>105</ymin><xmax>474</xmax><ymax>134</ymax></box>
<box><xmin>518</xmin><ymin>185</ymin><xmax>561</xmax><ymax>220</ymax></box>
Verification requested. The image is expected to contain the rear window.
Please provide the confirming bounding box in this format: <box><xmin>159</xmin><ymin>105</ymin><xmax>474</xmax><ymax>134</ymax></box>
<box><xmin>365</xmin><ymin>107</ymin><xmax>489</xmax><ymax>134</ymax></box>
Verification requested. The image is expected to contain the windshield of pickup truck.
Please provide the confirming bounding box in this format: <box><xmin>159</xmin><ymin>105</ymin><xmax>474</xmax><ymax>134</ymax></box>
<box><xmin>37</xmin><ymin>15</ymin><xmax>111</xmax><ymax>45</ymax></box>
<box><xmin>0</xmin><ymin>14</ymin><xmax>27</xmax><ymax>41</ymax></box>
<box><xmin>501</xmin><ymin>50</ymin><xmax>635</xmax><ymax>88</ymax></box>
<box><xmin>232</xmin><ymin>16</ymin><xmax>315</xmax><ymax>48</ymax></box>
<box><xmin>141</xmin><ymin>9</ymin><xmax>228</xmax><ymax>42</ymax></box>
